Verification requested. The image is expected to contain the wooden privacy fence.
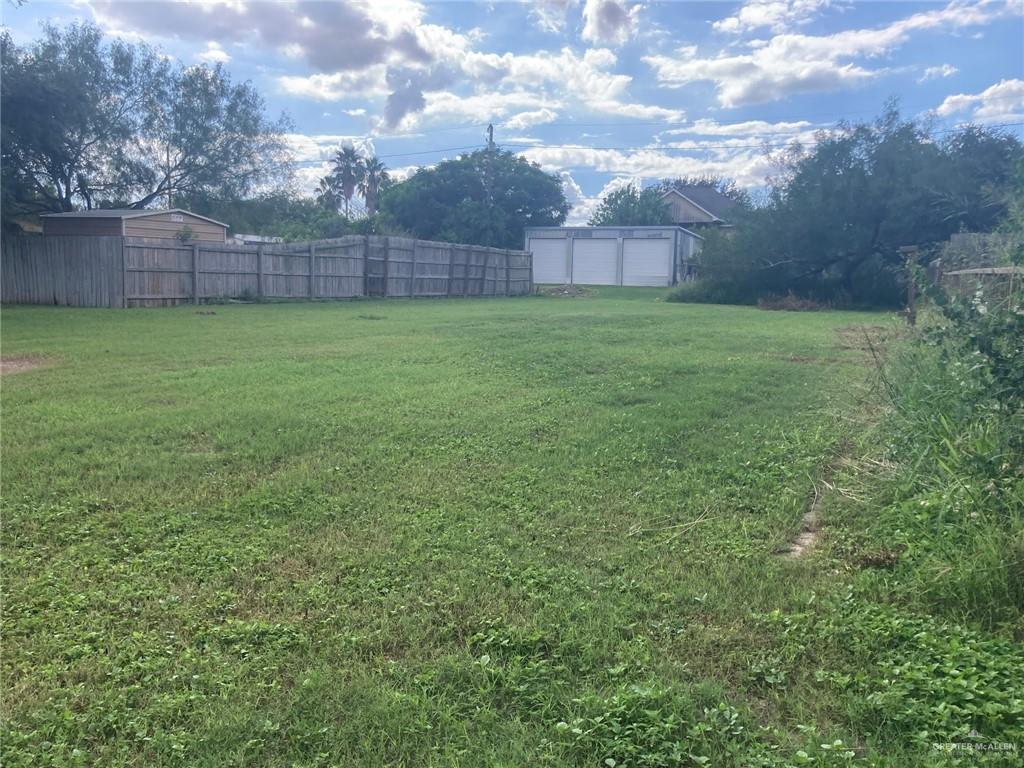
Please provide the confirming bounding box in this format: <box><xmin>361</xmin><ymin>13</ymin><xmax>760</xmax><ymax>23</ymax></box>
<box><xmin>2</xmin><ymin>234</ymin><xmax>533</xmax><ymax>308</ymax></box>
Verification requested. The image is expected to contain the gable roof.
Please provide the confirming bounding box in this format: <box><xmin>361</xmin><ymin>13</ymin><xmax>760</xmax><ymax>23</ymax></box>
<box><xmin>660</xmin><ymin>187</ymin><xmax>737</xmax><ymax>222</ymax></box>
<box><xmin>41</xmin><ymin>208</ymin><xmax>228</xmax><ymax>228</ymax></box>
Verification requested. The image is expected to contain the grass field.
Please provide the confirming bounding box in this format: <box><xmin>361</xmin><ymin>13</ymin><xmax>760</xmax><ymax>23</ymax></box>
<box><xmin>4</xmin><ymin>289</ymin><xmax>1005</xmax><ymax>766</ymax></box>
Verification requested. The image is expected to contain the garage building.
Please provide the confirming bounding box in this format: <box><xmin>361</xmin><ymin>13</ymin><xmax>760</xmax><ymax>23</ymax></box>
<box><xmin>524</xmin><ymin>225</ymin><xmax>702</xmax><ymax>286</ymax></box>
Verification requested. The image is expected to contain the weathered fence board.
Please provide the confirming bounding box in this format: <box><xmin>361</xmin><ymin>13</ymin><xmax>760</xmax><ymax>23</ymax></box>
<box><xmin>2</xmin><ymin>233</ymin><xmax>532</xmax><ymax>307</ymax></box>
<box><xmin>1</xmin><ymin>235</ymin><xmax>124</xmax><ymax>307</ymax></box>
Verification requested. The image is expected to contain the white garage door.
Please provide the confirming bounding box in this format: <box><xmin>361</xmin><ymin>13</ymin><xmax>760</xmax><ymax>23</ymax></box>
<box><xmin>572</xmin><ymin>238</ymin><xmax>618</xmax><ymax>285</ymax></box>
<box><xmin>529</xmin><ymin>238</ymin><xmax>569</xmax><ymax>284</ymax></box>
<box><xmin>623</xmin><ymin>238</ymin><xmax>672</xmax><ymax>286</ymax></box>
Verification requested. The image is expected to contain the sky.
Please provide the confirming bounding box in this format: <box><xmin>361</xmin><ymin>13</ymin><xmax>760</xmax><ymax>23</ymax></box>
<box><xmin>4</xmin><ymin>0</ymin><xmax>1023</xmax><ymax>222</ymax></box>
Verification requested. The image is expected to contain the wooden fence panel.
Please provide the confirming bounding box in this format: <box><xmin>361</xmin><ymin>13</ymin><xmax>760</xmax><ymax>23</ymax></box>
<box><xmin>2</xmin><ymin>235</ymin><xmax>124</xmax><ymax>307</ymax></box>
<box><xmin>3</xmin><ymin>234</ymin><xmax>531</xmax><ymax>307</ymax></box>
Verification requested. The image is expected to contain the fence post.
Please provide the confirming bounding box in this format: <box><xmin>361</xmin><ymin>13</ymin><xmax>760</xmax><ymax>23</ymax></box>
<box><xmin>447</xmin><ymin>244</ymin><xmax>454</xmax><ymax>297</ymax></box>
<box><xmin>529</xmin><ymin>248</ymin><xmax>534</xmax><ymax>295</ymax></box>
<box><xmin>121</xmin><ymin>238</ymin><xmax>128</xmax><ymax>308</ymax></box>
<box><xmin>463</xmin><ymin>247</ymin><xmax>470</xmax><ymax>298</ymax></box>
<box><xmin>308</xmin><ymin>243</ymin><xmax>316</xmax><ymax>299</ymax></box>
<box><xmin>257</xmin><ymin>245</ymin><xmax>265</xmax><ymax>299</ymax></box>
<box><xmin>410</xmin><ymin>239</ymin><xmax>418</xmax><ymax>298</ymax></box>
<box><xmin>505</xmin><ymin>249</ymin><xmax>511</xmax><ymax>296</ymax></box>
<box><xmin>363</xmin><ymin>234</ymin><xmax>370</xmax><ymax>297</ymax></box>
<box><xmin>192</xmin><ymin>242</ymin><xmax>200</xmax><ymax>305</ymax></box>
<box><xmin>482</xmin><ymin>250</ymin><xmax>491</xmax><ymax>296</ymax></box>
<box><xmin>382</xmin><ymin>236</ymin><xmax>390</xmax><ymax>297</ymax></box>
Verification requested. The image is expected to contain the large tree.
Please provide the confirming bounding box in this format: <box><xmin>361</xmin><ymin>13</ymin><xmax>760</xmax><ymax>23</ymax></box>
<box><xmin>379</xmin><ymin>149</ymin><xmax>568</xmax><ymax>248</ymax></box>
<box><xmin>1</xmin><ymin>23</ymin><xmax>290</xmax><ymax>226</ymax></box>
<box><xmin>588</xmin><ymin>184</ymin><xmax>671</xmax><ymax>226</ymax></box>
<box><xmin>692</xmin><ymin>106</ymin><xmax>1024</xmax><ymax>306</ymax></box>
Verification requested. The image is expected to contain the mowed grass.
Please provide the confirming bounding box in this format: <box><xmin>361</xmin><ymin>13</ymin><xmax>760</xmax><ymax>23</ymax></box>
<box><xmin>2</xmin><ymin>290</ymin><xmax>887</xmax><ymax>766</ymax></box>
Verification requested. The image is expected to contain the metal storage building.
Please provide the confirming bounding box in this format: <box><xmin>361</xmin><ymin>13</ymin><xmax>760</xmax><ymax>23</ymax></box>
<box><xmin>41</xmin><ymin>209</ymin><xmax>228</xmax><ymax>243</ymax></box>
<box><xmin>524</xmin><ymin>225</ymin><xmax>702</xmax><ymax>286</ymax></box>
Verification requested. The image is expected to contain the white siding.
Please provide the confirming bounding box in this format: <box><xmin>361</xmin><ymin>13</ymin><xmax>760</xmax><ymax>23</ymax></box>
<box><xmin>572</xmin><ymin>238</ymin><xmax>618</xmax><ymax>285</ymax></box>
<box><xmin>623</xmin><ymin>238</ymin><xmax>672</xmax><ymax>286</ymax></box>
<box><xmin>529</xmin><ymin>237</ymin><xmax>570</xmax><ymax>284</ymax></box>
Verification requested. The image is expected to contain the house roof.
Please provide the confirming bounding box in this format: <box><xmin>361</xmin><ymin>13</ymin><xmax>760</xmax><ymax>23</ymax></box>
<box><xmin>660</xmin><ymin>187</ymin><xmax>737</xmax><ymax>222</ymax></box>
<box><xmin>41</xmin><ymin>208</ymin><xmax>228</xmax><ymax>228</ymax></box>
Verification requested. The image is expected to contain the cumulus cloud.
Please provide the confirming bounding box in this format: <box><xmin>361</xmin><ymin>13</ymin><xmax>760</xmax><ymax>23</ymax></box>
<box><xmin>195</xmin><ymin>41</ymin><xmax>230</xmax><ymax>64</ymax></box>
<box><xmin>503</xmin><ymin>108</ymin><xmax>559</xmax><ymax>130</ymax></box>
<box><xmin>522</xmin><ymin>144</ymin><xmax>778</xmax><ymax>188</ymax></box>
<box><xmin>90</xmin><ymin>0</ymin><xmax>481</xmax><ymax>127</ymax></box>
<box><xmin>645</xmin><ymin>0</ymin><xmax>1011</xmax><ymax>107</ymax></box>
<box><xmin>918</xmin><ymin>63</ymin><xmax>959</xmax><ymax>82</ymax></box>
<box><xmin>581</xmin><ymin>0</ymin><xmax>640</xmax><ymax>46</ymax></box>
<box><xmin>935</xmin><ymin>78</ymin><xmax>1024</xmax><ymax>123</ymax></box>
<box><xmin>394</xmin><ymin>90</ymin><xmax>562</xmax><ymax>132</ymax></box>
<box><xmin>713</xmin><ymin>0</ymin><xmax>833</xmax><ymax>35</ymax></box>
<box><xmin>561</xmin><ymin>173</ymin><xmax>640</xmax><ymax>224</ymax></box>
<box><xmin>278</xmin><ymin>67</ymin><xmax>389</xmax><ymax>101</ymax></box>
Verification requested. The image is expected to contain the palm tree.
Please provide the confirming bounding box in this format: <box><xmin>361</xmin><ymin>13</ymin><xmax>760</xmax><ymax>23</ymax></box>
<box><xmin>332</xmin><ymin>145</ymin><xmax>365</xmax><ymax>218</ymax></box>
<box><xmin>315</xmin><ymin>175</ymin><xmax>340</xmax><ymax>211</ymax></box>
<box><xmin>359</xmin><ymin>156</ymin><xmax>391</xmax><ymax>216</ymax></box>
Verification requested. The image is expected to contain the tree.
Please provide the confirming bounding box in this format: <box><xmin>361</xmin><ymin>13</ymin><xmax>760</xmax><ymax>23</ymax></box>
<box><xmin>332</xmin><ymin>145</ymin><xmax>364</xmax><ymax>217</ymax></box>
<box><xmin>379</xmin><ymin>149</ymin><xmax>568</xmax><ymax>248</ymax></box>
<box><xmin>1</xmin><ymin>23</ymin><xmax>290</xmax><ymax>227</ymax></box>
<box><xmin>588</xmin><ymin>184</ymin><xmax>671</xmax><ymax>226</ymax></box>
<box><xmin>315</xmin><ymin>176</ymin><xmax>341</xmax><ymax>212</ymax></box>
<box><xmin>690</xmin><ymin>106</ymin><xmax>1023</xmax><ymax>307</ymax></box>
<box><xmin>359</xmin><ymin>156</ymin><xmax>391</xmax><ymax>216</ymax></box>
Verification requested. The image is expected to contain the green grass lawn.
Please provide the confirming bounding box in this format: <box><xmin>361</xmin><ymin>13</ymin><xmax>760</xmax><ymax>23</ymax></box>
<box><xmin>2</xmin><ymin>290</ymin><xmax>913</xmax><ymax>765</ymax></box>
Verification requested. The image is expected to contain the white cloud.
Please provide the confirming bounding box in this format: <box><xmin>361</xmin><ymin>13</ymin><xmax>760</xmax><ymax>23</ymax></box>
<box><xmin>277</xmin><ymin>67</ymin><xmax>389</xmax><ymax>101</ymax></box>
<box><xmin>522</xmin><ymin>145</ymin><xmax>778</xmax><ymax>188</ymax></box>
<box><xmin>662</xmin><ymin>118</ymin><xmax>815</xmax><ymax>137</ymax></box>
<box><xmin>532</xmin><ymin>0</ymin><xmax>581</xmax><ymax>33</ymax></box>
<box><xmin>392</xmin><ymin>90</ymin><xmax>562</xmax><ymax>132</ymax></box>
<box><xmin>503</xmin><ymin>108</ymin><xmax>559</xmax><ymax>130</ymax></box>
<box><xmin>645</xmin><ymin>0</ymin><xmax>1012</xmax><ymax>107</ymax></box>
<box><xmin>581</xmin><ymin>0</ymin><xmax>640</xmax><ymax>46</ymax></box>
<box><xmin>195</xmin><ymin>41</ymin><xmax>230</xmax><ymax>64</ymax></box>
<box><xmin>935</xmin><ymin>78</ymin><xmax>1024</xmax><ymax>123</ymax></box>
<box><xmin>561</xmin><ymin>173</ymin><xmax>640</xmax><ymax>224</ymax></box>
<box><xmin>285</xmin><ymin>133</ymin><xmax>376</xmax><ymax>164</ymax></box>
<box><xmin>918</xmin><ymin>63</ymin><xmax>959</xmax><ymax>82</ymax></box>
<box><xmin>713</xmin><ymin>0</ymin><xmax>833</xmax><ymax>35</ymax></box>
<box><xmin>462</xmin><ymin>47</ymin><xmax>682</xmax><ymax>122</ymax></box>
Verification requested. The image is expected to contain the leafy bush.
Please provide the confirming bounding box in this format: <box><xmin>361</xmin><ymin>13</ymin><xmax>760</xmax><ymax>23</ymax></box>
<box><xmin>764</xmin><ymin>600</ymin><xmax>1024</xmax><ymax>759</ymax></box>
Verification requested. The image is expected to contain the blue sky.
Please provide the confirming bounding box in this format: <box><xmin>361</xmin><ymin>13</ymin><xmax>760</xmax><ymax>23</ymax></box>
<box><xmin>5</xmin><ymin>1</ymin><xmax>1023</xmax><ymax>221</ymax></box>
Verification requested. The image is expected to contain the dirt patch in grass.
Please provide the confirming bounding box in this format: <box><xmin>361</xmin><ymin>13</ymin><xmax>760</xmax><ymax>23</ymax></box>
<box><xmin>0</xmin><ymin>356</ymin><xmax>52</xmax><ymax>376</ymax></box>
<box><xmin>540</xmin><ymin>284</ymin><xmax>593</xmax><ymax>297</ymax></box>
<box><xmin>778</xmin><ymin>450</ymin><xmax>851</xmax><ymax>559</ymax></box>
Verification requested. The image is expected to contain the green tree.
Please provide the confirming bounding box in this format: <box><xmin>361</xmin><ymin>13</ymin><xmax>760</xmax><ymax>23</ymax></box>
<box><xmin>358</xmin><ymin>156</ymin><xmax>391</xmax><ymax>216</ymax></box>
<box><xmin>379</xmin><ymin>149</ymin><xmax>568</xmax><ymax>248</ymax></box>
<box><xmin>689</xmin><ymin>106</ymin><xmax>1023</xmax><ymax>306</ymax></box>
<box><xmin>332</xmin><ymin>145</ymin><xmax>365</xmax><ymax>217</ymax></box>
<box><xmin>588</xmin><ymin>184</ymin><xmax>671</xmax><ymax>226</ymax></box>
<box><xmin>1</xmin><ymin>23</ymin><xmax>290</xmax><ymax>227</ymax></box>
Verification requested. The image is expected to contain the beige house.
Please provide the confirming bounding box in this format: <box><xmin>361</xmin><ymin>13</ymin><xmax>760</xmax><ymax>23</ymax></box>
<box><xmin>41</xmin><ymin>209</ymin><xmax>228</xmax><ymax>242</ymax></box>
<box><xmin>660</xmin><ymin>187</ymin><xmax>737</xmax><ymax>229</ymax></box>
